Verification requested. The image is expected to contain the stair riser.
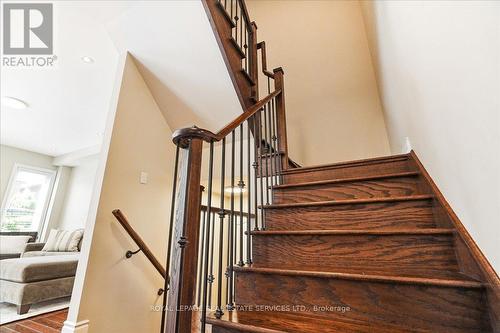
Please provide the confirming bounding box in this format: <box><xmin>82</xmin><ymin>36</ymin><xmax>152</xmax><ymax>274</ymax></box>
<box><xmin>265</xmin><ymin>199</ymin><xmax>436</xmax><ymax>230</ymax></box>
<box><xmin>235</xmin><ymin>272</ymin><xmax>488</xmax><ymax>333</ymax></box>
<box><xmin>252</xmin><ymin>234</ymin><xmax>458</xmax><ymax>276</ymax></box>
<box><xmin>282</xmin><ymin>159</ymin><xmax>410</xmax><ymax>183</ymax></box>
<box><xmin>273</xmin><ymin>177</ymin><xmax>422</xmax><ymax>204</ymax></box>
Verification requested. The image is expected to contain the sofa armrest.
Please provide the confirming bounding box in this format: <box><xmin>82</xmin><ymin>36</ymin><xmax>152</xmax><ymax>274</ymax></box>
<box><xmin>24</xmin><ymin>242</ymin><xmax>45</xmax><ymax>252</ymax></box>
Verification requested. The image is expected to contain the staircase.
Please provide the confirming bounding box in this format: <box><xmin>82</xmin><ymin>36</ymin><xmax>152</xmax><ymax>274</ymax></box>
<box><xmin>206</xmin><ymin>152</ymin><xmax>495</xmax><ymax>332</ymax></box>
<box><xmin>160</xmin><ymin>1</ymin><xmax>499</xmax><ymax>332</ymax></box>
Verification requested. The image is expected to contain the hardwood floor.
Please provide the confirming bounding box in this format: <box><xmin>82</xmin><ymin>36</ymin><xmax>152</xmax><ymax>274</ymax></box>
<box><xmin>0</xmin><ymin>309</ymin><xmax>68</xmax><ymax>333</ymax></box>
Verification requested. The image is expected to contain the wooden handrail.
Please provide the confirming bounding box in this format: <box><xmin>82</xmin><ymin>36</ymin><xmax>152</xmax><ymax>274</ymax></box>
<box><xmin>172</xmin><ymin>89</ymin><xmax>281</xmax><ymax>147</ymax></box>
<box><xmin>112</xmin><ymin>209</ymin><xmax>166</xmax><ymax>279</ymax></box>
<box><xmin>257</xmin><ymin>42</ymin><xmax>275</xmax><ymax>79</ymax></box>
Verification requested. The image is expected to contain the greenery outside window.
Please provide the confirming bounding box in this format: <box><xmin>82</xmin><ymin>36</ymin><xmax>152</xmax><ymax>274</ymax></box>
<box><xmin>1</xmin><ymin>164</ymin><xmax>56</xmax><ymax>232</ymax></box>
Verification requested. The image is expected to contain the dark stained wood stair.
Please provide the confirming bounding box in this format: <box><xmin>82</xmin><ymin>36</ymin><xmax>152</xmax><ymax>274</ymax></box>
<box><xmin>208</xmin><ymin>152</ymin><xmax>498</xmax><ymax>333</ymax></box>
<box><xmin>167</xmin><ymin>2</ymin><xmax>499</xmax><ymax>332</ymax></box>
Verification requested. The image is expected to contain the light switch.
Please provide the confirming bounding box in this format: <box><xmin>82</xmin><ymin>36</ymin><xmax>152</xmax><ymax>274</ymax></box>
<box><xmin>140</xmin><ymin>171</ymin><xmax>148</xmax><ymax>184</ymax></box>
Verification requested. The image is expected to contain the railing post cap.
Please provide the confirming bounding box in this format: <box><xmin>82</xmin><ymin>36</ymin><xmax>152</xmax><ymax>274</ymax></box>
<box><xmin>273</xmin><ymin>67</ymin><xmax>284</xmax><ymax>74</ymax></box>
<box><xmin>251</xmin><ymin>21</ymin><xmax>258</xmax><ymax>29</ymax></box>
<box><xmin>172</xmin><ymin>125</ymin><xmax>217</xmax><ymax>148</ymax></box>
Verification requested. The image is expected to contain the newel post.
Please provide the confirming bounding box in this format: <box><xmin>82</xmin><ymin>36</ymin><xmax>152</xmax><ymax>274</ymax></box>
<box><xmin>249</xmin><ymin>21</ymin><xmax>259</xmax><ymax>101</ymax></box>
<box><xmin>273</xmin><ymin>67</ymin><xmax>289</xmax><ymax>170</ymax></box>
<box><xmin>165</xmin><ymin>130</ymin><xmax>206</xmax><ymax>333</ymax></box>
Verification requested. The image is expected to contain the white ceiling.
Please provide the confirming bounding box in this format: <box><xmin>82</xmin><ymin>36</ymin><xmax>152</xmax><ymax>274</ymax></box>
<box><xmin>1</xmin><ymin>1</ymin><xmax>241</xmax><ymax>157</ymax></box>
<box><xmin>104</xmin><ymin>1</ymin><xmax>241</xmax><ymax>132</ymax></box>
<box><xmin>1</xmin><ymin>1</ymin><xmax>124</xmax><ymax>156</ymax></box>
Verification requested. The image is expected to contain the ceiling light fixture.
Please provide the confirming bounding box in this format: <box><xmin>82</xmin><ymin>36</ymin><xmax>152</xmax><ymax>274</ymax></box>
<box><xmin>224</xmin><ymin>186</ymin><xmax>247</xmax><ymax>194</ymax></box>
<box><xmin>81</xmin><ymin>56</ymin><xmax>95</xmax><ymax>64</ymax></box>
<box><xmin>1</xmin><ymin>96</ymin><xmax>29</xmax><ymax>109</ymax></box>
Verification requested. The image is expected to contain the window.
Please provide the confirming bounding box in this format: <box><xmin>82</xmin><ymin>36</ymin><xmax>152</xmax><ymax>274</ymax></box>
<box><xmin>1</xmin><ymin>164</ymin><xmax>56</xmax><ymax>232</ymax></box>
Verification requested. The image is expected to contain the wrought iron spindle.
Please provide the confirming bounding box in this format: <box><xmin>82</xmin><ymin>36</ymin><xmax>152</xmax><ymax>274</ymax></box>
<box><xmin>263</xmin><ymin>104</ymin><xmax>270</xmax><ymax>205</ymax></box>
<box><xmin>238</xmin><ymin>124</ymin><xmax>244</xmax><ymax>266</ymax></box>
<box><xmin>197</xmin><ymin>207</ymin><xmax>207</xmax><ymax>306</ymax></box>
<box><xmin>201</xmin><ymin>142</ymin><xmax>214</xmax><ymax>333</ymax></box>
<box><xmin>246</xmin><ymin>121</ymin><xmax>252</xmax><ymax>263</ymax></box>
<box><xmin>244</xmin><ymin>22</ymin><xmax>248</xmax><ymax>72</ymax></box>
<box><xmin>234</xmin><ymin>1</ymin><xmax>238</xmax><ymax>43</ymax></box>
<box><xmin>208</xmin><ymin>209</ymin><xmax>216</xmax><ymax>307</ymax></box>
<box><xmin>215</xmin><ymin>138</ymin><xmax>226</xmax><ymax>319</ymax></box>
<box><xmin>268</xmin><ymin>100</ymin><xmax>275</xmax><ymax>193</ymax></box>
<box><xmin>227</xmin><ymin>130</ymin><xmax>236</xmax><ymax>310</ymax></box>
<box><xmin>160</xmin><ymin>145</ymin><xmax>179</xmax><ymax>333</ymax></box>
<box><xmin>239</xmin><ymin>2</ymin><xmax>243</xmax><ymax>48</ymax></box>
<box><xmin>252</xmin><ymin>115</ymin><xmax>260</xmax><ymax>231</ymax></box>
<box><xmin>271</xmin><ymin>97</ymin><xmax>279</xmax><ymax>186</ymax></box>
<box><xmin>258</xmin><ymin>111</ymin><xmax>266</xmax><ymax>229</ymax></box>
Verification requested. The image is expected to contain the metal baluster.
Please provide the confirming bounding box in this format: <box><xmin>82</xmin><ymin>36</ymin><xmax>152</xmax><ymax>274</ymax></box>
<box><xmin>268</xmin><ymin>100</ymin><xmax>275</xmax><ymax>195</ymax></box>
<box><xmin>208</xmin><ymin>210</ymin><xmax>216</xmax><ymax>308</ymax></box>
<box><xmin>246</xmin><ymin>121</ymin><xmax>252</xmax><ymax>263</ymax></box>
<box><xmin>263</xmin><ymin>104</ymin><xmax>270</xmax><ymax>205</ymax></box>
<box><xmin>244</xmin><ymin>21</ymin><xmax>248</xmax><ymax>73</ymax></box>
<box><xmin>234</xmin><ymin>1</ymin><xmax>238</xmax><ymax>43</ymax></box>
<box><xmin>215</xmin><ymin>138</ymin><xmax>226</xmax><ymax>319</ymax></box>
<box><xmin>240</xmin><ymin>2</ymin><xmax>243</xmax><ymax>52</ymax></box>
<box><xmin>258</xmin><ymin>111</ymin><xmax>266</xmax><ymax>230</ymax></box>
<box><xmin>238</xmin><ymin>124</ymin><xmax>245</xmax><ymax>266</ymax></box>
<box><xmin>201</xmin><ymin>142</ymin><xmax>214</xmax><ymax>333</ymax></box>
<box><xmin>271</xmin><ymin>97</ymin><xmax>279</xmax><ymax>186</ymax></box>
<box><xmin>160</xmin><ymin>146</ymin><xmax>179</xmax><ymax>333</ymax></box>
<box><xmin>197</xmin><ymin>208</ymin><xmax>207</xmax><ymax>306</ymax></box>
<box><xmin>252</xmin><ymin>115</ymin><xmax>260</xmax><ymax>231</ymax></box>
<box><xmin>227</xmin><ymin>131</ymin><xmax>236</xmax><ymax>310</ymax></box>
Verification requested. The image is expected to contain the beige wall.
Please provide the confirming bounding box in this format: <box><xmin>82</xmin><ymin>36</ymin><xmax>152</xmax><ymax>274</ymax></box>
<box><xmin>246</xmin><ymin>0</ymin><xmax>390</xmax><ymax>166</ymax></box>
<box><xmin>58</xmin><ymin>158</ymin><xmax>99</xmax><ymax>231</ymax></box>
<box><xmin>361</xmin><ymin>1</ymin><xmax>500</xmax><ymax>271</ymax></box>
<box><xmin>76</xmin><ymin>54</ymin><xmax>176</xmax><ymax>332</ymax></box>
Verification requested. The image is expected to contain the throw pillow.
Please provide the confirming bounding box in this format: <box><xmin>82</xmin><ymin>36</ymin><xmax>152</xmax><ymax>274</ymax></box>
<box><xmin>0</xmin><ymin>235</ymin><xmax>32</xmax><ymax>254</ymax></box>
<box><xmin>43</xmin><ymin>229</ymin><xmax>84</xmax><ymax>252</ymax></box>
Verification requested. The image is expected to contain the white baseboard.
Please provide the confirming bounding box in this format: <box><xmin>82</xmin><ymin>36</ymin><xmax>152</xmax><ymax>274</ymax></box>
<box><xmin>61</xmin><ymin>319</ymin><xmax>89</xmax><ymax>333</ymax></box>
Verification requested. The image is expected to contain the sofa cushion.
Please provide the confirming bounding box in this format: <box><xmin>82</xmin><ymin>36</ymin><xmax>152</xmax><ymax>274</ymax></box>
<box><xmin>0</xmin><ymin>254</ymin><xmax>79</xmax><ymax>283</ymax></box>
<box><xmin>43</xmin><ymin>229</ymin><xmax>84</xmax><ymax>252</ymax></box>
<box><xmin>0</xmin><ymin>235</ymin><xmax>31</xmax><ymax>254</ymax></box>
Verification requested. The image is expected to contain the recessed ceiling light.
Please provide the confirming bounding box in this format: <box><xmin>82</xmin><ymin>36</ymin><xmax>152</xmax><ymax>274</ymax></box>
<box><xmin>1</xmin><ymin>96</ymin><xmax>28</xmax><ymax>109</ymax></box>
<box><xmin>224</xmin><ymin>186</ymin><xmax>247</xmax><ymax>194</ymax></box>
<box><xmin>81</xmin><ymin>56</ymin><xmax>94</xmax><ymax>64</ymax></box>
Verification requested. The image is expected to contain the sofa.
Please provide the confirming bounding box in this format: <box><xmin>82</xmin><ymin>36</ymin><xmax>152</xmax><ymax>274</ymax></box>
<box><xmin>0</xmin><ymin>229</ymin><xmax>83</xmax><ymax>314</ymax></box>
<box><xmin>0</xmin><ymin>232</ymin><xmax>38</xmax><ymax>260</ymax></box>
<box><xmin>0</xmin><ymin>253</ymin><xmax>79</xmax><ymax>314</ymax></box>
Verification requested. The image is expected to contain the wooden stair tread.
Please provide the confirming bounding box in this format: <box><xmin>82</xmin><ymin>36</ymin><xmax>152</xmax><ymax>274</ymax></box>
<box><xmin>280</xmin><ymin>153</ymin><xmax>410</xmax><ymax>175</ymax></box>
<box><xmin>250</xmin><ymin>228</ymin><xmax>454</xmax><ymax>236</ymax></box>
<box><xmin>273</xmin><ymin>171</ymin><xmax>420</xmax><ymax>189</ymax></box>
<box><xmin>261</xmin><ymin>195</ymin><xmax>434</xmax><ymax>209</ymax></box>
<box><xmin>215</xmin><ymin>1</ymin><xmax>236</xmax><ymax>28</ymax></box>
<box><xmin>230</xmin><ymin>37</ymin><xmax>247</xmax><ymax>59</ymax></box>
<box><xmin>208</xmin><ymin>309</ymin><xmax>430</xmax><ymax>333</ymax></box>
<box><xmin>233</xmin><ymin>265</ymin><xmax>484</xmax><ymax>289</ymax></box>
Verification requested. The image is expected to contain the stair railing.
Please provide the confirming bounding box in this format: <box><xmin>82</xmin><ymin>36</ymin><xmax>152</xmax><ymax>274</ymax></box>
<box><xmin>112</xmin><ymin>209</ymin><xmax>167</xmax><ymax>296</ymax></box>
<box><xmin>159</xmin><ymin>1</ymin><xmax>290</xmax><ymax>332</ymax></box>
<box><xmin>161</xmin><ymin>88</ymin><xmax>284</xmax><ymax>332</ymax></box>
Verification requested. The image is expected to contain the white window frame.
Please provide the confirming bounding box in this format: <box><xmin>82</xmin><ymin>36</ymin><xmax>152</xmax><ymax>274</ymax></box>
<box><xmin>0</xmin><ymin>163</ymin><xmax>57</xmax><ymax>234</ymax></box>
